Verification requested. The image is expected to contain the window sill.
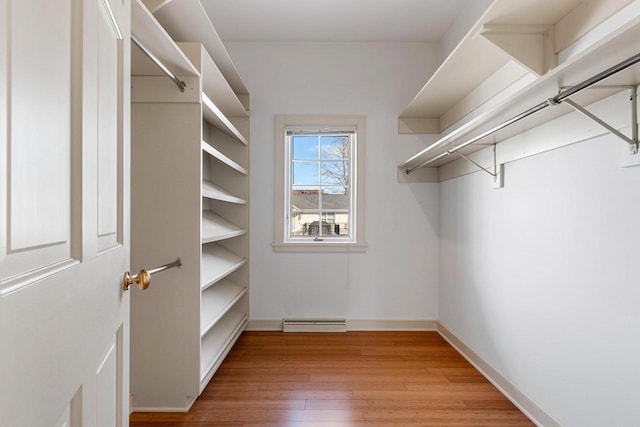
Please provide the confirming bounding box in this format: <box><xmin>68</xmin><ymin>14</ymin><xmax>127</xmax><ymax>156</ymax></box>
<box><xmin>272</xmin><ymin>242</ymin><xmax>368</xmax><ymax>253</ymax></box>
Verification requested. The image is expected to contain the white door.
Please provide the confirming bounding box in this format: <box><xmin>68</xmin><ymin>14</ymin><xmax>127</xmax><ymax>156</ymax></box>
<box><xmin>0</xmin><ymin>0</ymin><xmax>131</xmax><ymax>426</ymax></box>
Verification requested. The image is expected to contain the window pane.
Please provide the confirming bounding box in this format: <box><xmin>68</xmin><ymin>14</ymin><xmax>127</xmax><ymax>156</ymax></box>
<box><xmin>290</xmin><ymin>190</ymin><xmax>319</xmax><ymax>211</ymax></box>
<box><xmin>291</xmin><ymin>210</ymin><xmax>318</xmax><ymax>237</ymax></box>
<box><xmin>292</xmin><ymin>162</ymin><xmax>319</xmax><ymax>186</ymax></box>
<box><xmin>321</xmin><ymin>212</ymin><xmax>335</xmax><ymax>222</ymax></box>
<box><xmin>291</xmin><ymin>193</ymin><xmax>320</xmax><ymax>237</ymax></box>
<box><xmin>321</xmin><ymin>190</ymin><xmax>349</xmax><ymax>210</ymax></box>
<box><xmin>321</xmin><ymin>136</ymin><xmax>350</xmax><ymax>160</ymax></box>
<box><xmin>321</xmin><ymin>161</ymin><xmax>349</xmax><ymax>187</ymax></box>
<box><xmin>292</xmin><ymin>136</ymin><xmax>318</xmax><ymax>160</ymax></box>
<box><xmin>322</xmin><ymin>211</ymin><xmax>349</xmax><ymax>236</ymax></box>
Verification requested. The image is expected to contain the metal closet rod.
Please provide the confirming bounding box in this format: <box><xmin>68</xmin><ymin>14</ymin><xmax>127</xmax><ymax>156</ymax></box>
<box><xmin>131</xmin><ymin>34</ymin><xmax>187</xmax><ymax>93</ymax></box>
<box><xmin>406</xmin><ymin>51</ymin><xmax>640</xmax><ymax>174</ymax></box>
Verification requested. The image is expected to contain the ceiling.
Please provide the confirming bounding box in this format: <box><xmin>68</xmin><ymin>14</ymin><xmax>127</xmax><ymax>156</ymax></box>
<box><xmin>201</xmin><ymin>0</ymin><xmax>472</xmax><ymax>43</ymax></box>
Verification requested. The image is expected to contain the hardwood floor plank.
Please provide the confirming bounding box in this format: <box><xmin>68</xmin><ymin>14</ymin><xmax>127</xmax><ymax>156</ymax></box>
<box><xmin>203</xmin><ymin>382</ymin><xmax>262</xmax><ymax>391</ymax></box>
<box><xmin>304</xmin><ymin>399</ymin><xmax>468</xmax><ymax>411</ymax></box>
<box><xmin>308</xmin><ymin>374</ymin><xmax>449</xmax><ymax>383</ymax></box>
<box><xmin>352</xmin><ymin>389</ymin><xmax>508</xmax><ymax>401</ymax></box>
<box><xmin>190</xmin><ymin>400</ymin><xmax>306</xmax><ymax>410</ymax></box>
<box><xmin>379</xmin><ymin>358</ymin><xmax>473</xmax><ymax>369</ymax></box>
<box><xmin>200</xmin><ymin>389</ymin><xmax>354</xmax><ymax>401</ymax></box>
<box><xmin>427</xmin><ymin>367</ymin><xmax>486</xmax><ymax>376</ymax></box>
<box><xmin>213</xmin><ymin>373</ymin><xmax>310</xmax><ymax>382</ymax></box>
<box><xmin>130</xmin><ymin>331</ymin><xmax>534</xmax><ymax>426</ymax></box>
<box><xmin>363</xmin><ymin>409</ymin><xmax>534</xmax><ymax>424</ymax></box>
<box><xmin>244</xmin><ymin>422</ymin><xmax>424</xmax><ymax>427</ymax></box>
<box><xmin>258</xmin><ymin>381</ymin><xmax>407</xmax><ymax>391</ymax></box>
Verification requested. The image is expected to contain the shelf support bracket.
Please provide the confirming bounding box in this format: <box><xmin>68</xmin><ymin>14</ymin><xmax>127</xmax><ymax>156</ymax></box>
<box><xmin>480</xmin><ymin>25</ymin><xmax>555</xmax><ymax>76</ymax></box>
<box><xmin>451</xmin><ymin>151</ymin><xmax>496</xmax><ymax>178</ymax></box>
<box><xmin>449</xmin><ymin>144</ymin><xmax>504</xmax><ymax>187</ymax></box>
<box><xmin>559</xmin><ymin>86</ymin><xmax>638</xmax><ymax>155</ymax></box>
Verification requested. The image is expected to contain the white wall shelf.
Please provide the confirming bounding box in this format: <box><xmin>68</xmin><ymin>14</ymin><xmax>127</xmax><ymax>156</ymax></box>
<box><xmin>202</xmin><ymin>179</ymin><xmax>247</xmax><ymax>204</ymax></box>
<box><xmin>130</xmin><ymin>0</ymin><xmax>249</xmax><ymax>412</ymax></box>
<box><xmin>202</xmin><ymin>93</ymin><xmax>249</xmax><ymax>145</ymax></box>
<box><xmin>201</xmin><ymin>50</ymin><xmax>248</xmax><ymax>117</ymax></box>
<box><xmin>201</xmin><ymin>280</ymin><xmax>248</xmax><ymax>336</ymax></box>
<box><xmin>178</xmin><ymin>43</ymin><xmax>248</xmax><ymax>118</ymax></box>
<box><xmin>131</xmin><ymin>0</ymin><xmax>198</xmax><ymax>77</ymax></box>
<box><xmin>202</xmin><ymin>141</ymin><xmax>248</xmax><ymax>175</ymax></box>
<box><xmin>399</xmin><ymin>0</ymin><xmax>640</xmax><ymax>180</ymax></box>
<box><xmin>200</xmin><ymin>311</ymin><xmax>247</xmax><ymax>391</ymax></box>
<box><xmin>201</xmin><ymin>211</ymin><xmax>246</xmax><ymax>243</ymax></box>
<box><xmin>201</xmin><ymin>244</ymin><xmax>247</xmax><ymax>291</ymax></box>
<box><xmin>150</xmin><ymin>0</ymin><xmax>250</xmax><ymax>108</ymax></box>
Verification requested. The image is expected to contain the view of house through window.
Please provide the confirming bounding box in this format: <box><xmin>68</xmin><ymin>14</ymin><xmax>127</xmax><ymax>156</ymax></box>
<box><xmin>288</xmin><ymin>130</ymin><xmax>354</xmax><ymax>239</ymax></box>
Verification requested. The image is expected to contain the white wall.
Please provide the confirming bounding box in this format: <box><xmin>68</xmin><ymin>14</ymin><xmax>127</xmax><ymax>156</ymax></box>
<box><xmin>439</xmin><ymin>133</ymin><xmax>640</xmax><ymax>426</ymax></box>
<box><xmin>226</xmin><ymin>38</ymin><xmax>640</xmax><ymax>425</ymax></box>
<box><xmin>226</xmin><ymin>42</ymin><xmax>441</xmax><ymax>322</ymax></box>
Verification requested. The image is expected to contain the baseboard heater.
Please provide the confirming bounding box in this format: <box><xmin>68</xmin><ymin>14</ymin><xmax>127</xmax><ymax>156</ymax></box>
<box><xmin>282</xmin><ymin>319</ymin><xmax>347</xmax><ymax>333</ymax></box>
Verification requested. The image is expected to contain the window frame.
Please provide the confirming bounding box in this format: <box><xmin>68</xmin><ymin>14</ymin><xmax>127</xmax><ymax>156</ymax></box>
<box><xmin>274</xmin><ymin>115</ymin><xmax>367</xmax><ymax>252</ymax></box>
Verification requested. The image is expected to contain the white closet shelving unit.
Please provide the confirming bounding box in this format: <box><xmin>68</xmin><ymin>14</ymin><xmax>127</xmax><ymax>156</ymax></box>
<box><xmin>399</xmin><ymin>0</ymin><xmax>640</xmax><ymax>181</ymax></box>
<box><xmin>130</xmin><ymin>0</ymin><xmax>250</xmax><ymax>411</ymax></box>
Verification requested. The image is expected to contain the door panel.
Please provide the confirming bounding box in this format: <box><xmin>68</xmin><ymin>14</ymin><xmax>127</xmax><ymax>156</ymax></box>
<box><xmin>10</xmin><ymin>0</ymin><xmax>70</xmax><ymax>250</ymax></box>
<box><xmin>55</xmin><ymin>407</ymin><xmax>71</xmax><ymax>427</ymax></box>
<box><xmin>1</xmin><ymin>0</ymin><xmax>75</xmax><ymax>291</ymax></box>
<box><xmin>96</xmin><ymin>336</ymin><xmax>118</xmax><ymax>427</ymax></box>
<box><xmin>97</xmin><ymin>0</ymin><xmax>121</xmax><ymax>250</ymax></box>
<box><xmin>0</xmin><ymin>0</ymin><xmax>131</xmax><ymax>425</ymax></box>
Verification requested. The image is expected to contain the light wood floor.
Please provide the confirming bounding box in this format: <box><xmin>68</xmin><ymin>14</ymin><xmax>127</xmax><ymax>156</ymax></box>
<box><xmin>130</xmin><ymin>331</ymin><xmax>534</xmax><ymax>426</ymax></box>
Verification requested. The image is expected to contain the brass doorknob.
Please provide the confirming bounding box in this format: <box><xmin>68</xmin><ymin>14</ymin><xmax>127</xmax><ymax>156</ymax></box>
<box><xmin>122</xmin><ymin>258</ymin><xmax>181</xmax><ymax>291</ymax></box>
<box><xmin>123</xmin><ymin>269</ymin><xmax>151</xmax><ymax>291</ymax></box>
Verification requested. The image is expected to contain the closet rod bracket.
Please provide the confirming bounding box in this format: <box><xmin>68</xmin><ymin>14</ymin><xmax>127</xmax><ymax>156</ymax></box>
<box><xmin>131</xmin><ymin>34</ymin><xmax>187</xmax><ymax>93</ymax></box>
<box><xmin>558</xmin><ymin>85</ymin><xmax>638</xmax><ymax>155</ymax></box>
<box><xmin>448</xmin><ymin>144</ymin><xmax>502</xmax><ymax>185</ymax></box>
<box><xmin>449</xmin><ymin>149</ymin><xmax>496</xmax><ymax>178</ymax></box>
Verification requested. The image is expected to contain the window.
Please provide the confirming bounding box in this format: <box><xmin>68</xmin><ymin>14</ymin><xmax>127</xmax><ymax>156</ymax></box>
<box><xmin>274</xmin><ymin>115</ymin><xmax>366</xmax><ymax>252</ymax></box>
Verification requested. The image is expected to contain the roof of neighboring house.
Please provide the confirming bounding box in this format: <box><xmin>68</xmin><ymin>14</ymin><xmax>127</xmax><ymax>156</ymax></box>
<box><xmin>291</xmin><ymin>193</ymin><xmax>348</xmax><ymax>211</ymax></box>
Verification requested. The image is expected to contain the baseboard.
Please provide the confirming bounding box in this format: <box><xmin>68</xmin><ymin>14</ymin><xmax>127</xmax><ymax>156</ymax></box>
<box><xmin>132</xmin><ymin>394</ymin><xmax>196</xmax><ymax>413</ymax></box>
<box><xmin>436</xmin><ymin>322</ymin><xmax>561</xmax><ymax>427</ymax></box>
<box><xmin>246</xmin><ymin>319</ymin><xmax>437</xmax><ymax>331</ymax></box>
<box><xmin>347</xmin><ymin>319</ymin><xmax>437</xmax><ymax>331</ymax></box>
<box><xmin>246</xmin><ymin>319</ymin><xmax>282</xmax><ymax>331</ymax></box>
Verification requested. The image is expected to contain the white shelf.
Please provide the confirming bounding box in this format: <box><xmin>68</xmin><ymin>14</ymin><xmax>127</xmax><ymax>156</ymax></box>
<box><xmin>202</xmin><ymin>93</ymin><xmax>249</xmax><ymax>145</ymax></box>
<box><xmin>131</xmin><ymin>0</ymin><xmax>198</xmax><ymax>77</ymax></box>
<box><xmin>151</xmin><ymin>0</ymin><xmax>250</xmax><ymax>100</ymax></box>
<box><xmin>131</xmin><ymin>0</ymin><xmax>249</xmax><ymax>410</ymax></box>
<box><xmin>202</xmin><ymin>211</ymin><xmax>246</xmax><ymax>244</ymax></box>
<box><xmin>201</xmin><ymin>244</ymin><xmax>247</xmax><ymax>291</ymax></box>
<box><xmin>178</xmin><ymin>43</ymin><xmax>248</xmax><ymax>118</ymax></box>
<box><xmin>201</xmin><ymin>48</ymin><xmax>248</xmax><ymax>118</ymax></box>
<box><xmin>400</xmin><ymin>0</ymin><xmax>594</xmax><ymax>128</ymax></box>
<box><xmin>202</xmin><ymin>140</ymin><xmax>247</xmax><ymax>175</ymax></box>
<box><xmin>200</xmin><ymin>310</ymin><xmax>247</xmax><ymax>384</ymax></box>
<box><xmin>400</xmin><ymin>1</ymin><xmax>640</xmax><ymax>171</ymax></box>
<box><xmin>202</xmin><ymin>179</ymin><xmax>247</xmax><ymax>204</ymax></box>
<box><xmin>200</xmin><ymin>279</ymin><xmax>247</xmax><ymax>336</ymax></box>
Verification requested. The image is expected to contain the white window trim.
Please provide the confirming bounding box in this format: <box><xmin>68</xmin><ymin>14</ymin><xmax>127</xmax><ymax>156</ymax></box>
<box><xmin>273</xmin><ymin>115</ymin><xmax>367</xmax><ymax>252</ymax></box>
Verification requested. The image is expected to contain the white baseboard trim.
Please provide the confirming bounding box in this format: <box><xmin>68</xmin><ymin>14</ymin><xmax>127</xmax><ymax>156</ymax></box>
<box><xmin>132</xmin><ymin>394</ymin><xmax>197</xmax><ymax>413</ymax></box>
<box><xmin>436</xmin><ymin>322</ymin><xmax>561</xmax><ymax>427</ymax></box>
<box><xmin>347</xmin><ymin>319</ymin><xmax>437</xmax><ymax>331</ymax></box>
<box><xmin>246</xmin><ymin>319</ymin><xmax>437</xmax><ymax>331</ymax></box>
<box><xmin>246</xmin><ymin>319</ymin><xmax>282</xmax><ymax>331</ymax></box>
